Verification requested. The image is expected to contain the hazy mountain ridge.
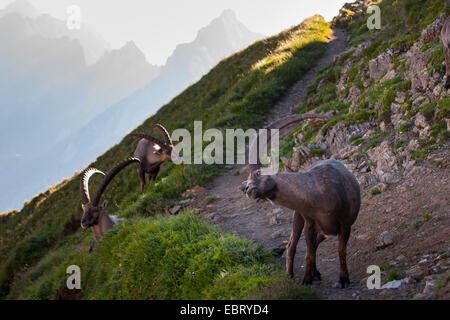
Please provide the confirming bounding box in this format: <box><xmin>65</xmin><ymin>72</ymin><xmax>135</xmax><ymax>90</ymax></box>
<box><xmin>0</xmin><ymin>1</ymin><xmax>160</xmax><ymax>212</ymax></box>
<box><xmin>0</xmin><ymin>7</ymin><xmax>264</xmax><ymax>212</ymax></box>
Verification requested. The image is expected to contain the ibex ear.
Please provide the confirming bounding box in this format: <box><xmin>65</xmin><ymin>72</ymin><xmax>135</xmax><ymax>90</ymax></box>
<box><xmin>101</xmin><ymin>200</ymin><xmax>108</xmax><ymax>209</ymax></box>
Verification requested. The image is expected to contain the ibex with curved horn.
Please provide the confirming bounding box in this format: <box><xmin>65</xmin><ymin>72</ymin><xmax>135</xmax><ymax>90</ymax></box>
<box><xmin>240</xmin><ymin>114</ymin><xmax>361</xmax><ymax>288</ymax></box>
<box><xmin>80</xmin><ymin>157</ymin><xmax>140</xmax><ymax>252</ymax></box>
<box><xmin>130</xmin><ymin>124</ymin><xmax>173</xmax><ymax>191</ymax></box>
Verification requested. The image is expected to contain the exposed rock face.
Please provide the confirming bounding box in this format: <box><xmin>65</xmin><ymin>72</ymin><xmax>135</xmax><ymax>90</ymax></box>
<box><xmin>367</xmin><ymin>141</ymin><xmax>399</xmax><ymax>183</ymax></box>
<box><xmin>369</xmin><ymin>49</ymin><xmax>394</xmax><ymax>80</ymax></box>
<box><xmin>420</xmin><ymin>15</ymin><xmax>446</xmax><ymax>44</ymax></box>
<box><xmin>325</xmin><ymin>122</ymin><xmax>373</xmax><ymax>155</ymax></box>
<box><xmin>413</xmin><ymin>113</ymin><xmax>432</xmax><ymax>138</ymax></box>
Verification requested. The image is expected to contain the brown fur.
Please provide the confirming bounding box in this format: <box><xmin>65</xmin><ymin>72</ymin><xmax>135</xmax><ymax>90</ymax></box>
<box><xmin>80</xmin><ymin>158</ymin><xmax>139</xmax><ymax>251</ymax></box>
<box><xmin>242</xmin><ymin>159</ymin><xmax>361</xmax><ymax>288</ymax></box>
<box><xmin>131</xmin><ymin>124</ymin><xmax>173</xmax><ymax>190</ymax></box>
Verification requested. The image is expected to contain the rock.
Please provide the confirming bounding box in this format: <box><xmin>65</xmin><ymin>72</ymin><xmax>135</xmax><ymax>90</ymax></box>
<box><xmin>338</xmin><ymin>146</ymin><xmax>360</xmax><ymax>160</ymax></box>
<box><xmin>209</xmin><ymin>213</ymin><xmax>225</xmax><ymax>223</ymax></box>
<box><xmin>272</xmin><ymin>207</ymin><xmax>282</xmax><ymax>214</ymax></box>
<box><xmin>269</xmin><ymin>215</ymin><xmax>280</xmax><ymax>226</ymax></box>
<box><xmin>182</xmin><ymin>185</ymin><xmax>206</xmax><ymax>197</ymax></box>
<box><xmin>419</xmin><ymin>258</ymin><xmax>428</xmax><ymax>265</ymax></box>
<box><xmin>391</xmin><ymin>114</ymin><xmax>406</xmax><ymax>132</ymax></box>
<box><xmin>381</xmin><ymin>69</ymin><xmax>397</xmax><ymax>82</ymax></box>
<box><xmin>178</xmin><ymin>199</ymin><xmax>193</xmax><ymax>205</ymax></box>
<box><xmin>271</xmin><ymin>229</ymin><xmax>289</xmax><ymax>239</ymax></box>
<box><xmin>414</xmin><ymin>113</ymin><xmax>432</xmax><ymax>138</ymax></box>
<box><xmin>317</xmin><ymin>78</ymin><xmax>328</xmax><ymax>91</ymax></box>
<box><xmin>353</xmin><ymin>41</ymin><xmax>370</xmax><ymax>59</ymax></box>
<box><xmin>169</xmin><ymin>205</ymin><xmax>181</xmax><ymax>215</ymax></box>
<box><xmin>378</xmin><ymin>230</ymin><xmax>394</xmax><ymax>247</ymax></box>
<box><xmin>420</xmin><ymin>15</ymin><xmax>446</xmax><ymax>44</ymax></box>
<box><xmin>347</xmin><ymin>85</ymin><xmax>361</xmax><ymax>112</ymax></box>
<box><xmin>407</xmin><ymin>139</ymin><xmax>420</xmax><ymax>151</ymax></box>
<box><xmin>367</xmin><ymin>141</ymin><xmax>399</xmax><ymax>183</ymax></box>
<box><xmin>381</xmin><ymin>279</ymin><xmax>403</xmax><ymax>289</ymax></box>
<box><xmin>403</xmin><ymin>277</ymin><xmax>416</xmax><ymax>284</ymax></box>
<box><xmin>414</xmin><ymin>280</ymin><xmax>437</xmax><ymax>300</ymax></box>
<box><xmin>369</xmin><ymin>49</ymin><xmax>394</xmax><ymax>80</ymax></box>
<box><xmin>395</xmin><ymin>91</ymin><xmax>407</xmax><ymax>104</ymax></box>
<box><xmin>374</xmin><ymin>182</ymin><xmax>388</xmax><ymax>192</ymax></box>
<box><xmin>406</xmin><ymin>264</ymin><xmax>428</xmax><ymax>281</ymax></box>
<box><xmin>395</xmin><ymin>254</ymin><xmax>406</xmax><ymax>261</ymax></box>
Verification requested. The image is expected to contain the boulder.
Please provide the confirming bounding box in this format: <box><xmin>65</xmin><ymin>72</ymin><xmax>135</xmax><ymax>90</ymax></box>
<box><xmin>367</xmin><ymin>141</ymin><xmax>399</xmax><ymax>183</ymax></box>
<box><xmin>369</xmin><ymin>49</ymin><xmax>394</xmax><ymax>80</ymax></box>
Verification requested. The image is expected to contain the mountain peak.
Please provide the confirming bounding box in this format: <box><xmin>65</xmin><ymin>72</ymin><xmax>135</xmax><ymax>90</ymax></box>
<box><xmin>1</xmin><ymin>0</ymin><xmax>38</xmax><ymax>18</ymax></box>
<box><xmin>219</xmin><ymin>9</ymin><xmax>237</xmax><ymax>21</ymax></box>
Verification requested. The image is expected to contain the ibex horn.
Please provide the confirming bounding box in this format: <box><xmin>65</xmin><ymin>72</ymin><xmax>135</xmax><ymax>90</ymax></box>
<box><xmin>91</xmin><ymin>158</ymin><xmax>140</xmax><ymax>206</ymax></box>
<box><xmin>80</xmin><ymin>168</ymin><xmax>105</xmax><ymax>204</ymax></box>
<box><xmin>153</xmin><ymin>124</ymin><xmax>172</xmax><ymax>146</ymax></box>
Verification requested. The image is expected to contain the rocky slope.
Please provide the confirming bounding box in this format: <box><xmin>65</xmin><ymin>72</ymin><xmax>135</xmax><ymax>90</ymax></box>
<box><xmin>190</xmin><ymin>0</ymin><xmax>449</xmax><ymax>299</ymax></box>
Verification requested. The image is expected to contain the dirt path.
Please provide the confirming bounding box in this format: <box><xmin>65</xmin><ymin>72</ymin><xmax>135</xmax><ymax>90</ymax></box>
<box><xmin>192</xmin><ymin>28</ymin><xmax>450</xmax><ymax>300</ymax></box>
<box><xmin>267</xmin><ymin>28</ymin><xmax>347</xmax><ymax>122</ymax></box>
<box><xmin>194</xmin><ymin>28</ymin><xmax>355</xmax><ymax>298</ymax></box>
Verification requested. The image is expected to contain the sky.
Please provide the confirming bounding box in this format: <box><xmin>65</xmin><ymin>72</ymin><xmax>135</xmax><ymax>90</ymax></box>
<box><xmin>2</xmin><ymin>0</ymin><xmax>349</xmax><ymax>65</ymax></box>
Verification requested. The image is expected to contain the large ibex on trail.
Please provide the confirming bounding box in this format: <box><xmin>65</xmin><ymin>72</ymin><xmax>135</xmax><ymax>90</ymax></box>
<box><xmin>441</xmin><ymin>15</ymin><xmax>450</xmax><ymax>89</ymax></box>
<box><xmin>240</xmin><ymin>114</ymin><xmax>361</xmax><ymax>288</ymax></box>
<box><xmin>130</xmin><ymin>124</ymin><xmax>173</xmax><ymax>191</ymax></box>
<box><xmin>80</xmin><ymin>158</ymin><xmax>140</xmax><ymax>252</ymax></box>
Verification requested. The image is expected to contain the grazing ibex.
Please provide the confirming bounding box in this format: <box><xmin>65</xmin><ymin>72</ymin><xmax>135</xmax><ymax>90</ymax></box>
<box><xmin>80</xmin><ymin>158</ymin><xmax>140</xmax><ymax>252</ymax></box>
<box><xmin>240</xmin><ymin>114</ymin><xmax>361</xmax><ymax>288</ymax></box>
<box><xmin>131</xmin><ymin>124</ymin><xmax>173</xmax><ymax>191</ymax></box>
<box><xmin>442</xmin><ymin>15</ymin><xmax>450</xmax><ymax>89</ymax></box>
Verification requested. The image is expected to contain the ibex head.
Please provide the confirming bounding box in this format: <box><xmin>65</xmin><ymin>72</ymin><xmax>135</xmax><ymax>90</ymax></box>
<box><xmin>80</xmin><ymin>158</ymin><xmax>140</xmax><ymax>229</ymax></box>
<box><xmin>240</xmin><ymin>114</ymin><xmax>331</xmax><ymax>200</ymax></box>
<box><xmin>131</xmin><ymin>124</ymin><xmax>174</xmax><ymax>163</ymax></box>
<box><xmin>242</xmin><ymin>169</ymin><xmax>277</xmax><ymax>201</ymax></box>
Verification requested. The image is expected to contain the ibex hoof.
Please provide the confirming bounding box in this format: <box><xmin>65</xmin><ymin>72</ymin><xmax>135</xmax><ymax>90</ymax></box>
<box><xmin>313</xmin><ymin>271</ymin><xmax>322</xmax><ymax>281</ymax></box>
<box><xmin>302</xmin><ymin>277</ymin><xmax>313</xmax><ymax>285</ymax></box>
<box><xmin>339</xmin><ymin>276</ymin><xmax>350</xmax><ymax>288</ymax></box>
<box><xmin>287</xmin><ymin>272</ymin><xmax>294</xmax><ymax>279</ymax></box>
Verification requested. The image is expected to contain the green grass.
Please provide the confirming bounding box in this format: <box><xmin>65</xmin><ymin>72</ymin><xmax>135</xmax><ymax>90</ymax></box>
<box><xmin>10</xmin><ymin>212</ymin><xmax>316</xmax><ymax>300</ymax></box>
<box><xmin>206</xmin><ymin>196</ymin><xmax>218</xmax><ymax>205</ymax></box>
<box><xmin>0</xmin><ymin>15</ymin><xmax>331</xmax><ymax>299</ymax></box>
<box><xmin>384</xmin><ymin>270</ymin><xmax>403</xmax><ymax>284</ymax></box>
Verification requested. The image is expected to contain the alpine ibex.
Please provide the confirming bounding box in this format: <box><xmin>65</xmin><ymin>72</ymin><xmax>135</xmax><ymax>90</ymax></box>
<box><xmin>240</xmin><ymin>114</ymin><xmax>361</xmax><ymax>288</ymax></box>
<box><xmin>80</xmin><ymin>157</ymin><xmax>140</xmax><ymax>252</ymax></box>
<box><xmin>441</xmin><ymin>15</ymin><xmax>450</xmax><ymax>89</ymax></box>
<box><xmin>131</xmin><ymin>124</ymin><xmax>173</xmax><ymax>191</ymax></box>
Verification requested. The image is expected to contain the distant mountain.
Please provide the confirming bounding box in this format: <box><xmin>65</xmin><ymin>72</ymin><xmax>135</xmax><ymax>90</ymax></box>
<box><xmin>0</xmin><ymin>1</ymin><xmax>160</xmax><ymax>212</ymax></box>
<box><xmin>50</xmin><ymin>10</ymin><xmax>265</xmax><ymax>179</ymax></box>
<box><xmin>0</xmin><ymin>0</ymin><xmax>110</xmax><ymax>65</ymax></box>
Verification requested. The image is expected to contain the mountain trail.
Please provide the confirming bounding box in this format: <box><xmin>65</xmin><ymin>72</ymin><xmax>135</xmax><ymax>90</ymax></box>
<box><xmin>192</xmin><ymin>27</ymin><xmax>450</xmax><ymax>300</ymax></box>
<box><xmin>193</xmin><ymin>28</ymin><xmax>358</xmax><ymax>299</ymax></box>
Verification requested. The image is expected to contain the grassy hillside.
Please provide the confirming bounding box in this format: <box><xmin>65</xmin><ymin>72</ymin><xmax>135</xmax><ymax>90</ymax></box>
<box><xmin>0</xmin><ymin>15</ymin><xmax>331</xmax><ymax>299</ymax></box>
<box><xmin>286</xmin><ymin>0</ymin><xmax>449</xmax><ymax>159</ymax></box>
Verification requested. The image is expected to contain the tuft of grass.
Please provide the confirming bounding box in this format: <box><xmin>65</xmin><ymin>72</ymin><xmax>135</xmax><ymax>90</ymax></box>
<box><xmin>384</xmin><ymin>270</ymin><xmax>403</xmax><ymax>284</ymax></box>
<box><xmin>206</xmin><ymin>196</ymin><xmax>218</xmax><ymax>205</ymax></box>
<box><xmin>412</xmin><ymin>220</ymin><xmax>421</xmax><ymax>231</ymax></box>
